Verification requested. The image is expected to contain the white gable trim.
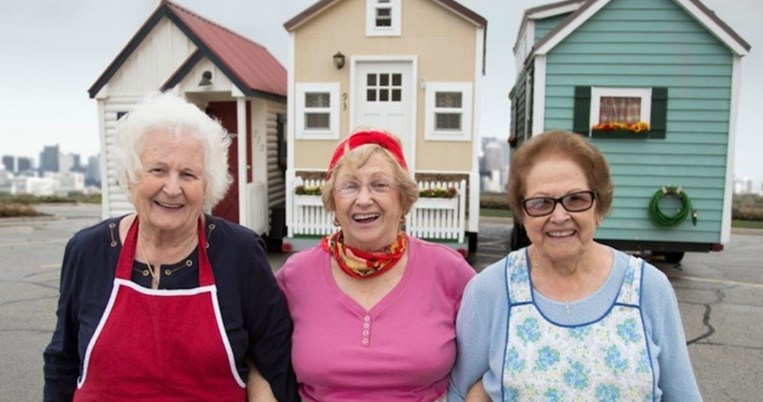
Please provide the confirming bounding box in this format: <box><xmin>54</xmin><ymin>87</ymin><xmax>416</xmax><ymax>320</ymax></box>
<box><xmin>528</xmin><ymin>2</ymin><xmax>582</xmax><ymax>20</ymax></box>
<box><xmin>535</xmin><ymin>0</ymin><xmax>612</xmax><ymax>55</ymax></box>
<box><xmin>673</xmin><ymin>0</ymin><xmax>748</xmax><ymax>56</ymax></box>
<box><xmin>535</xmin><ymin>0</ymin><xmax>748</xmax><ymax>56</ymax></box>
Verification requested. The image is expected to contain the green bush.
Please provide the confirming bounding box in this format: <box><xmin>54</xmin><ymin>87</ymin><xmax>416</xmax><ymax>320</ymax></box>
<box><xmin>0</xmin><ymin>193</ymin><xmax>101</xmax><ymax>205</ymax></box>
<box><xmin>732</xmin><ymin>194</ymin><xmax>763</xmax><ymax>221</ymax></box>
<box><xmin>480</xmin><ymin>192</ymin><xmax>511</xmax><ymax>210</ymax></box>
<box><xmin>0</xmin><ymin>203</ymin><xmax>41</xmax><ymax>217</ymax></box>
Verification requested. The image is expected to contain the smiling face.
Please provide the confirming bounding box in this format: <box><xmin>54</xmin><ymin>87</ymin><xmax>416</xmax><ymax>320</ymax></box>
<box><xmin>129</xmin><ymin>130</ymin><xmax>206</xmax><ymax>239</ymax></box>
<box><xmin>332</xmin><ymin>151</ymin><xmax>403</xmax><ymax>251</ymax></box>
<box><xmin>522</xmin><ymin>156</ymin><xmax>600</xmax><ymax>264</ymax></box>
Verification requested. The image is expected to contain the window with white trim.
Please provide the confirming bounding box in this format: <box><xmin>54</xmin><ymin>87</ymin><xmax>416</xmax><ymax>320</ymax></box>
<box><xmin>366</xmin><ymin>0</ymin><xmax>401</xmax><ymax>37</ymax></box>
<box><xmin>295</xmin><ymin>83</ymin><xmax>340</xmax><ymax>140</ymax></box>
<box><xmin>424</xmin><ymin>83</ymin><xmax>473</xmax><ymax>141</ymax></box>
<box><xmin>590</xmin><ymin>87</ymin><xmax>651</xmax><ymax>129</ymax></box>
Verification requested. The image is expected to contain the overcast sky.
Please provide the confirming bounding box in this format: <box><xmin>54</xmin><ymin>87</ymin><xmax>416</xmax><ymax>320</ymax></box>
<box><xmin>1</xmin><ymin>0</ymin><xmax>760</xmax><ymax>186</ymax></box>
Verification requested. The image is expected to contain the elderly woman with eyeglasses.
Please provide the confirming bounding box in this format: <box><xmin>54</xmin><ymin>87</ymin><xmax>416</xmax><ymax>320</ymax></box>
<box><xmin>275</xmin><ymin>129</ymin><xmax>475</xmax><ymax>401</ymax></box>
<box><xmin>449</xmin><ymin>131</ymin><xmax>701</xmax><ymax>401</ymax></box>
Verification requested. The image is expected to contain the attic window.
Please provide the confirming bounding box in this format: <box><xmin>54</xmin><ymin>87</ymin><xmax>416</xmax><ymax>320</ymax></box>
<box><xmin>366</xmin><ymin>0</ymin><xmax>401</xmax><ymax>36</ymax></box>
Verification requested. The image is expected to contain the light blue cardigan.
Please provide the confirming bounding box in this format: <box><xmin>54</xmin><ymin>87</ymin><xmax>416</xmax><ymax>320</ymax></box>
<box><xmin>448</xmin><ymin>248</ymin><xmax>702</xmax><ymax>401</ymax></box>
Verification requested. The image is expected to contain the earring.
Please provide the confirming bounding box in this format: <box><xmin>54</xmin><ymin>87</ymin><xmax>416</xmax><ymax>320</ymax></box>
<box><xmin>333</xmin><ymin>217</ymin><xmax>340</xmax><ymax>227</ymax></box>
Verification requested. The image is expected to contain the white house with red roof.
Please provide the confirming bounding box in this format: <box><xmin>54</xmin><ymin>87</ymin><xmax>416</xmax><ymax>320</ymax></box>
<box><xmin>89</xmin><ymin>0</ymin><xmax>289</xmax><ymax>243</ymax></box>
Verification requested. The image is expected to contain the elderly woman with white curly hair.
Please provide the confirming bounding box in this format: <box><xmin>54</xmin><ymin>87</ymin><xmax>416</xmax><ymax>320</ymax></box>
<box><xmin>43</xmin><ymin>92</ymin><xmax>298</xmax><ymax>402</ymax></box>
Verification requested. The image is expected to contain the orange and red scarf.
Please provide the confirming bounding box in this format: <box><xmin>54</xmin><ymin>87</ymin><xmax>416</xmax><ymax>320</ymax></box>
<box><xmin>321</xmin><ymin>230</ymin><xmax>408</xmax><ymax>279</ymax></box>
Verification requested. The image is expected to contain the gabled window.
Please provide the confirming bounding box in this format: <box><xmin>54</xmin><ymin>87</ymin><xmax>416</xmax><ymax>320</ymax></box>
<box><xmin>425</xmin><ymin>83</ymin><xmax>473</xmax><ymax>141</ymax></box>
<box><xmin>366</xmin><ymin>0</ymin><xmax>401</xmax><ymax>37</ymax></box>
<box><xmin>296</xmin><ymin>83</ymin><xmax>340</xmax><ymax>140</ymax></box>
<box><xmin>573</xmin><ymin>86</ymin><xmax>667</xmax><ymax>139</ymax></box>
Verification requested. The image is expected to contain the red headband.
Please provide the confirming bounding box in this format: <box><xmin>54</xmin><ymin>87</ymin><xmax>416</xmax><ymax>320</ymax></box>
<box><xmin>326</xmin><ymin>130</ymin><xmax>408</xmax><ymax>178</ymax></box>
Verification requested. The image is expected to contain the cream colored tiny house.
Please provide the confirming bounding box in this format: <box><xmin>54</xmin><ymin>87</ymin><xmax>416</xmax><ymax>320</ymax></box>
<box><xmin>283</xmin><ymin>0</ymin><xmax>487</xmax><ymax>254</ymax></box>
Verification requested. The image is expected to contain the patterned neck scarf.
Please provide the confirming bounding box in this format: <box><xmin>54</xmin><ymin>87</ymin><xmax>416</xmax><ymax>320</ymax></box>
<box><xmin>321</xmin><ymin>230</ymin><xmax>408</xmax><ymax>279</ymax></box>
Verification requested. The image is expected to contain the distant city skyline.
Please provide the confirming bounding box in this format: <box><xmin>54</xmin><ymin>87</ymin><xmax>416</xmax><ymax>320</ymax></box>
<box><xmin>2</xmin><ymin>0</ymin><xmax>760</xmax><ymax>185</ymax></box>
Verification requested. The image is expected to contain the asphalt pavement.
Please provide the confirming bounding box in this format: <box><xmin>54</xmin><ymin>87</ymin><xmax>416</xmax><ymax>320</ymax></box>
<box><xmin>1</xmin><ymin>203</ymin><xmax>761</xmax><ymax>401</ymax></box>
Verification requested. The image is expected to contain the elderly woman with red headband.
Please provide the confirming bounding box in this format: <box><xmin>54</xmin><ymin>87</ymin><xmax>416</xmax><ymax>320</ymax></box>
<box><xmin>275</xmin><ymin>129</ymin><xmax>475</xmax><ymax>401</ymax></box>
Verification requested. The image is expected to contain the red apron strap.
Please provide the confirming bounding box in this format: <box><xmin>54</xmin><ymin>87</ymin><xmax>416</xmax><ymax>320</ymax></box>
<box><xmin>196</xmin><ymin>218</ymin><xmax>214</xmax><ymax>286</ymax></box>
<box><xmin>115</xmin><ymin>217</ymin><xmax>139</xmax><ymax>280</ymax></box>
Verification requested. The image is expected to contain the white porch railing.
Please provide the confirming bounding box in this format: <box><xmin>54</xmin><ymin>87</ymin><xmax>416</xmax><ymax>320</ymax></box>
<box><xmin>287</xmin><ymin>177</ymin><xmax>467</xmax><ymax>243</ymax></box>
<box><xmin>407</xmin><ymin>180</ymin><xmax>467</xmax><ymax>243</ymax></box>
<box><xmin>289</xmin><ymin>178</ymin><xmax>336</xmax><ymax>237</ymax></box>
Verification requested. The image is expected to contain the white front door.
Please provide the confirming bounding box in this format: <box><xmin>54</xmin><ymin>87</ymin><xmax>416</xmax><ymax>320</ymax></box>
<box><xmin>353</xmin><ymin>60</ymin><xmax>415</xmax><ymax>171</ymax></box>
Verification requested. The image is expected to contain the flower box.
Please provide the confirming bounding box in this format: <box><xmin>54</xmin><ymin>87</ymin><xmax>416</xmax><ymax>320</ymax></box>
<box><xmin>294</xmin><ymin>194</ymin><xmax>323</xmax><ymax>206</ymax></box>
<box><xmin>416</xmin><ymin>197</ymin><xmax>457</xmax><ymax>210</ymax></box>
<box><xmin>591</xmin><ymin>129</ymin><xmax>650</xmax><ymax>139</ymax></box>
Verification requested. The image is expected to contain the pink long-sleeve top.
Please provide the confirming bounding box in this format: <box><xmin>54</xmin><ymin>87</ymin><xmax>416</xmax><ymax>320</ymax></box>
<box><xmin>275</xmin><ymin>236</ymin><xmax>475</xmax><ymax>402</ymax></box>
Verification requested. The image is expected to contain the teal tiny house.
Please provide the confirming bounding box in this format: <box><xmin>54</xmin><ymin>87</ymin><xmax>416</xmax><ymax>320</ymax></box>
<box><xmin>509</xmin><ymin>0</ymin><xmax>750</xmax><ymax>261</ymax></box>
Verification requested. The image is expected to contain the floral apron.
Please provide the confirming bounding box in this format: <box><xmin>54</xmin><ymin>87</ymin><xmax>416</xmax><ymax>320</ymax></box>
<box><xmin>73</xmin><ymin>217</ymin><xmax>245</xmax><ymax>401</ymax></box>
<box><xmin>502</xmin><ymin>250</ymin><xmax>655</xmax><ymax>401</ymax></box>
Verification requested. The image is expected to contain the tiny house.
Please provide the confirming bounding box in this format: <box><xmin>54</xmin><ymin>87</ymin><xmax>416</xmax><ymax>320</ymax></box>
<box><xmin>89</xmin><ymin>0</ymin><xmax>289</xmax><ymax>245</ymax></box>
<box><xmin>509</xmin><ymin>0</ymin><xmax>750</xmax><ymax>262</ymax></box>
<box><xmin>282</xmin><ymin>0</ymin><xmax>487</xmax><ymax>255</ymax></box>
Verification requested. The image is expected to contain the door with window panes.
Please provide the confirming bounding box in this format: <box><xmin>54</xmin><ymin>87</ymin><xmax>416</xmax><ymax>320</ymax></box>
<box><xmin>354</xmin><ymin>61</ymin><xmax>413</xmax><ymax>170</ymax></box>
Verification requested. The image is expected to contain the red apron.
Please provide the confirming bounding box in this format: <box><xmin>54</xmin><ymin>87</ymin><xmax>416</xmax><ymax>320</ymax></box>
<box><xmin>74</xmin><ymin>217</ymin><xmax>245</xmax><ymax>401</ymax></box>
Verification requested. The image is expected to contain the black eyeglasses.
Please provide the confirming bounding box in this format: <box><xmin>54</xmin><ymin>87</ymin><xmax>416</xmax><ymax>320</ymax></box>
<box><xmin>521</xmin><ymin>191</ymin><xmax>597</xmax><ymax>217</ymax></box>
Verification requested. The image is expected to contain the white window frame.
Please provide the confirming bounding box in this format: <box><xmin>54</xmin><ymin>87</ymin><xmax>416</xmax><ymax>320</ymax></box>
<box><xmin>424</xmin><ymin>82</ymin><xmax>473</xmax><ymax>141</ymax></box>
<box><xmin>295</xmin><ymin>83</ymin><xmax>340</xmax><ymax>140</ymax></box>
<box><xmin>590</xmin><ymin>87</ymin><xmax>652</xmax><ymax>129</ymax></box>
<box><xmin>366</xmin><ymin>0</ymin><xmax>401</xmax><ymax>37</ymax></box>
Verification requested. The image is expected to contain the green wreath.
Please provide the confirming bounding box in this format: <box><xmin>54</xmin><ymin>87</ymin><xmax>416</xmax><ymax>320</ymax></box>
<box><xmin>648</xmin><ymin>186</ymin><xmax>698</xmax><ymax>228</ymax></box>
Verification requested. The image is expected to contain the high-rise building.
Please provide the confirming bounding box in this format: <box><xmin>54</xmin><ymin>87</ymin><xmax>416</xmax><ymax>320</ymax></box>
<box><xmin>1</xmin><ymin>155</ymin><xmax>13</xmax><ymax>172</ymax></box>
<box><xmin>59</xmin><ymin>152</ymin><xmax>82</xmax><ymax>174</ymax></box>
<box><xmin>39</xmin><ymin>145</ymin><xmax>60</xmax><ymax>174</ymax></box>
<box><xmin>17</xmin><ymin>157</ymin><xmax>33</xmax><ymax>173</ymax></box>
<box><xmin>733</xmin><ymin>176</ymin><xmax>754</xmax><ymax>194</ymax></box>
<box><xmin>86</xmin><ymin>155</ymin><xmax>101</xmax><ymax>186</ymax></box>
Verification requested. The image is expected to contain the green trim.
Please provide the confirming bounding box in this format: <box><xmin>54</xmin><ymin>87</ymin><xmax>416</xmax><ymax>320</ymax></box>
<box><xmin>591</xmin><ymin>130</ymin><xmax>650</xmax><ymax>139</ymax></box>
<box><xmin>573</xmin><ymin>86</ymin><xmax>591</xmax><ymax>135</ymax></box>
<box><xmin>650</xmin><ymin>87</ymin><xmax>668</xmax><ymax>139</ymax></box>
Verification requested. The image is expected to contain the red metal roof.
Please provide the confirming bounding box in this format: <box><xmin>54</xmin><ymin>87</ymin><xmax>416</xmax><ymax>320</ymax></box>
<box><xmin>89</xmin><ymin>0</ymin><xmax>286</xmax><ymax>99</ymax></box>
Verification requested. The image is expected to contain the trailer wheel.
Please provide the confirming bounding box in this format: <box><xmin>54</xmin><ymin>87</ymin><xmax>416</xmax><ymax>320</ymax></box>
<box><xmin>663</xmin><ymin>251</ymin><xmax>685</xmax><ymax>264</ymax></box>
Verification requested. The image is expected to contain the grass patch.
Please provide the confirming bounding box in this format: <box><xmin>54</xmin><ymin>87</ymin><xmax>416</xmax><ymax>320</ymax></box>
<box><xmin>732</xmin><ymin>219</ymin><xmax>763</xmax><ymax>230</ymax></box>
<box><xmin>480</xmin><ymin>208</ymin><xmax>512</xmax><ymax>218</ymax></box>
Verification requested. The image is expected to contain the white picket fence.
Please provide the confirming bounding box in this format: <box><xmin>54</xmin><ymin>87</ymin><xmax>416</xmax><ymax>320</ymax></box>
<box><xmin>287</xmin><ymin>177</ymin><xmax>466</xmax><ymax>243</ymax></box>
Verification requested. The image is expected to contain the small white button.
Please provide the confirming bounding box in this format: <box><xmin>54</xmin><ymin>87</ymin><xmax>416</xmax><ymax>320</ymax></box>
<box><xmin>363</xmin><ymin>323</ymin><xmax>370</xmax><ymax>329</ymax></box>
<box><xmin>363</xmin><ymin>315</ymin><xmax>371</xmax><ymax>322</ymax></box>
<box><xmin>362</xmin><ymin>338</ymin><xmax>369</xmax><ymax>344</ymax></box>
<box><xmin>362</xmin><ymin>330</ymin><xmax>369</xmax><ymax>336</ymax></box>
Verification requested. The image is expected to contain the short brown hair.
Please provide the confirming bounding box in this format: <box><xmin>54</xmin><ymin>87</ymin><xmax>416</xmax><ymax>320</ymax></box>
<box><xmin>508</xmin><ymin>130</ymin><xmax>613</xmax><ymax>223</ymax></box>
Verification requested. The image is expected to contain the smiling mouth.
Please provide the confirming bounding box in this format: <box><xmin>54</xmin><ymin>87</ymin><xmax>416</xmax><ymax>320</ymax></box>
<box><xmin>353</xmin><ymin>213</ymin><xmax>379</xmax><ymax>223</ymax></box>
<box><xmin>155</xmin><ymin>201</ymin><xmax>183</xmax><ymax>209</ymax></box>
<box><xmin>547</xmin><ymin>230</ymin><xmax>575</xmax><ymax>238</ymax></box>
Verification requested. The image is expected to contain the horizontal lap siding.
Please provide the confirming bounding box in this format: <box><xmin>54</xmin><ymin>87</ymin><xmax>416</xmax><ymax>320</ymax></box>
<box><xmin>541</xmin><ymin>0</ymin><xmax>733</xmax><ymax>244</ymax></box>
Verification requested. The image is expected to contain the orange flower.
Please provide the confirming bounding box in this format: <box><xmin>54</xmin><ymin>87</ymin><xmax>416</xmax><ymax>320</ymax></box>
<box><xmin>592</xmin><ymin>121</ymin><xmax>649</xmax><ymax>132</ymax></box>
